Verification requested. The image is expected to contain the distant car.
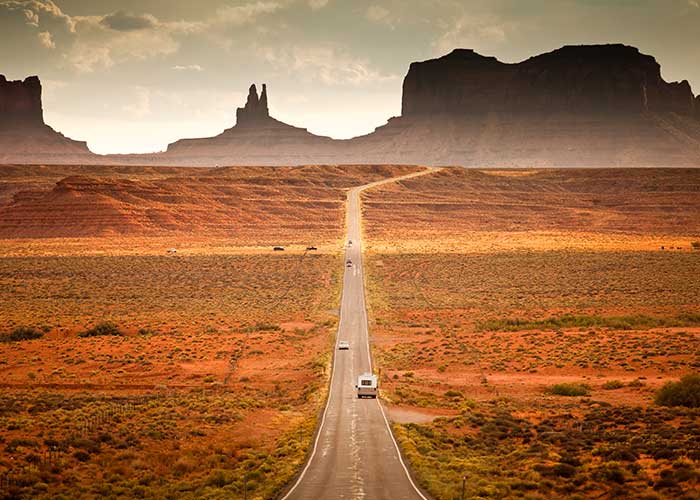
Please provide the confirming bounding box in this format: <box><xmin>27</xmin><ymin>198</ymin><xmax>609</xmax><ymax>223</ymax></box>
<box><xmin>273</xmin><ymin>246</ymin><xmax>285</xmax><ymax>251</ymax></box>
<box><xmin>346</xmin><ymin>260</ymin><xmax>352</xmax><ymax>267</ymax></box>
<box><xmin>338</xmin><ymin>340</ymin><xmax>350</xmax><ymax>350</ymax></box>
<box><xmin>356</xmin><ymin>373</ymin><xmax>378</xmax><ymax>398</ymax></box>
<box><xmin>348</xmin><ymin>240</ymin><xmax>353</xmax><ymax>246</ymax></box>
<box><xmin>306</xmin><ymin>246</ymin><xmax>318</xmax><ymax>251</ymax></box>
<box><xmin>166</xmin><ymin>248</ymin><xmax>177</xmax><ymax>254</ymax></box>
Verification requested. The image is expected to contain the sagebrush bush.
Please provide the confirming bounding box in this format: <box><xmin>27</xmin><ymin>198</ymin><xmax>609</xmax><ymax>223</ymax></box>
<box><xmin>548</xmin><ymin>383</ymin><xmax>590</xmax><ymax>397</ymax></box>
<box><xmin>602</xmin><ymin>380</ymin><xmax>625</xmax><ymax>390</ymax></box>
<box><xmin>78</xmin><ymin>322</ymin><xmax>123</xmax><ymax>338</ymax></box>
<box><xmin>655</xmin><ymin>374</ymin><xmax>700</xmax><ymax>408</ymax></box>
<box><xmin>1</xmin><ymin>326</ymin><xmax>44</xmax><ymax>342</ymax></box>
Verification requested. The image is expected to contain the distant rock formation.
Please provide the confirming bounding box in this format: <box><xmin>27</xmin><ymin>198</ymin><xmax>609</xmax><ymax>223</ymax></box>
<box><xmin>164</xmin><ymin>83</ymin><xmax>336</xmax><ymax>163</ymax></box>
<box><xmin>0</xmin><ymin>74</ymin><xmax>91</xmax><ymax>163</ymax></box>
<box><xmin>236</xmin><ymin>84</ymin><xmax>270</xmax><ymax>126</ymax></box>
<box><xmin>0</xmin><ymin>75</ymin><xmax>44</xmax><ymax>127</ymax></box>
<box><xmin>401</xmin><ymin>45</ymin><xmax>696</xmax><ymax>117</ymax></box>
<box><xmin>156</xmin><ymin>46</ymin><xmax>700</xmax><ymax>167</ymax></box>
<box><xmin>1</xmin><ymin>44</ymin><xmax>700</xmax><ymax>167</ymax></box>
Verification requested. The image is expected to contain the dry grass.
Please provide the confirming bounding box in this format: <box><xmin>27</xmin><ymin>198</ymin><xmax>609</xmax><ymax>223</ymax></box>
<box><xmin>0</xmin><ymin>252</ymin><xmax>341</xmax><ymax>498</ymax></box>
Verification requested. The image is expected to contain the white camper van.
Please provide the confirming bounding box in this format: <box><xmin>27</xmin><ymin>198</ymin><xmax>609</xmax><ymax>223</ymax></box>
<box><xmin>356</xmin><ymin>373</ymin><xmax>378</xmax><ymax>398</ymax></box>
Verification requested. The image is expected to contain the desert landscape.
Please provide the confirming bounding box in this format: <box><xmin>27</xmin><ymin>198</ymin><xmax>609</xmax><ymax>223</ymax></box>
<box><xmin>1</xmin><ymin>165</ymin><xmax>699</xmax><ymax>499</ymax></box>
<box><xmin>2</xmin><ymin>2</ymin><xmax>700</xmax><ymax>498</ymax></box>
<box><xmin>0</xmin><ymin>164</ymin><xmax>420</xmax><ymax>499</ymax></box>
<box><xmin>362</xmin><ymin>168</ymin><xmax>700</xmax><ymax>498</ymax></box>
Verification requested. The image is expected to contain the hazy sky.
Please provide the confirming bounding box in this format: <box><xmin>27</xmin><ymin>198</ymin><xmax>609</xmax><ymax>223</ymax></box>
<box><xmin>1</xmin><ymin>0</ymin><xmax>699</xmax><ymax>154</ymax></box>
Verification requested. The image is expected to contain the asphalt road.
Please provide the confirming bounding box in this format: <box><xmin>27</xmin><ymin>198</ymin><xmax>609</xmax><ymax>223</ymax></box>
<box><xmin>282</xmin><ymin>170</ymin><xmax>436</xmax><ymax>500</ymax></box>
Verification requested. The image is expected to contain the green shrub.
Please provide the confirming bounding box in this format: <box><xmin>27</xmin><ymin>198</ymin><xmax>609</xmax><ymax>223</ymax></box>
<box><xmin>655</xmin><ymin>374</ymin><xmax>700</xmax><ymax>408</ymax></box>
<box><xmin>1</xmin><ymin>326</ymin><xmax>44</xmax><ymax>342</ymax></box>
<box><xmin>691</xmin><ymin>241</ymin><xmax>700</xmax><ymax>250</ymax></box>
<box><xmin>602</xmin><ymin>380</ymin><xmax>625</xmax><ymax>390</ymax></box>
<box><xmin>548</xmin><ymin>383</ymin><xmax>590</xmax><ymax>397</ymax></box>
<box><xmin>79</xmin><ymin>322</ymin><xmax>123</xmax><ymax>338</ymax></box>
<box><xmin>444</xmin><ymin>390</ymin><xmax>463</xmax><ymax>399</ymax></box>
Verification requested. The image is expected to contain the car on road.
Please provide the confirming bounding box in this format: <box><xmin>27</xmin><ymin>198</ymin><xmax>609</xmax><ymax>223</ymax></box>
<box><xmin>273</xmin><ymin>246</ymin><xmax>285</xmax><ymax>251</ymax></box>
<box><xmin>346</xmin><ymin>259</ymin><xmax>352</xmax><ymax>267</ymax></box>
<box><xmin>356</xmin><ymin>373</ymin><xmax>377</xmax><ymax>398</ymax></box>
<box><xmin>338</xmin><ymin>340</ymin><xmax>350</xmax><ymax>350</ymax></box>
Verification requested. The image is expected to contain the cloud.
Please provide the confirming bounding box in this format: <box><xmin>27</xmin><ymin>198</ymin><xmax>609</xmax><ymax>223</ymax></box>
<box><xmin>37</xmin><ymin>30</ymin><xmax>54</xmax><ymax>48</ymax></box>
<box><xmin>215</xmin><ymin>1</ymin><xmax>281</xmax><ymax>25</ymax></box>
<box><xmin>22</xmin><ymin>8</ymin><xmax>38</xmax><ymax>25</ymax></box>
<box><xmin>366</xmin><ymin>5</ymin><xmax>391</xmax><ymax>25</ymax></box>
<box><xmin>172</xmin><ymin>64</ymin><xmax>203</xmax><ymax>72</ymax></box>
<box><xmin>1</xmin><ymin>0</ymin><xmax>76</xmax><ymax>31</ymax></box>
<box><xmin>433</xmin><ymin>14</ymin><xmax>515</xmax><ymax>54</ymax></box>
<box><xmin>258</xmin><ymin>44</ymin><xmax>398</xmax><ymax>86</ymax></box>
<box><xmin>100</xmin><ymin>11</ymin><xmax>157</xmax><ymax>31</ymax></box>
<box><xmin>65</xmin><ymin>27</ymin><xmax>179</xmax><ymax>73</ymax></box>
<box><xmin>308</xmin><ymin>0</ymin><xmax>328</xmax><ymax>9</ymax></box>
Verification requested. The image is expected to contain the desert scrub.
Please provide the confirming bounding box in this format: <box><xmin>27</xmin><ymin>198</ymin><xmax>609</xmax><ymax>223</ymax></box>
<box><xmin>394</xmin><ymin>403</ymin><xmax>700</xmax><ymax>500</ymax></box>
<box><xmin>1</xmin><ymin>326</ymin><xmax>43</xmax><ymax>342</ymax></box>
<box><xmin>477</xmin><ymin>313</ymin><xmax>700</xmax><ymax>332</ymax></box>
<box><xmin>602</xmin><ymin>380</ymin><xmax>625</xmax><ymax>390</ymax></box>
<box><xmin>655</xmin><ymin>374</ymin><xmax>700</xmax><ymax>408</ymax></box>
<box><xmin>78</xmin><ymin>321</ymin><xmax>123</xmax><ymax>337</ymax></box>
<box><xmin>548</xmin><ymin>383</ymin><xmax>590</xmax><ymax>397</ymax></box>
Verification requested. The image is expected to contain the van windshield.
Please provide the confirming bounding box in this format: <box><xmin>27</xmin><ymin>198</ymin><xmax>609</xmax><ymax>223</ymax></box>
<box><xmin>361</xmin><ymin>380</ymin><xmax>373</xmax><ymax>386</ymax></box>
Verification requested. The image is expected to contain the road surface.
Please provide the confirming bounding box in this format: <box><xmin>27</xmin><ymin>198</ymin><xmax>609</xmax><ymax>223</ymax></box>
<box><xmin>282</xmin><ymin>169</ymin><xmax>436</xmax><ymax>500</ymax></box>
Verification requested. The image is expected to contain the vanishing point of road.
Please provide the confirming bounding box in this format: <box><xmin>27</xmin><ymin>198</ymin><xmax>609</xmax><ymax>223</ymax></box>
<box><xmin>282</xmin><ymin>168</ymin><xmax>437</xmax><ymax>500</ymax></box>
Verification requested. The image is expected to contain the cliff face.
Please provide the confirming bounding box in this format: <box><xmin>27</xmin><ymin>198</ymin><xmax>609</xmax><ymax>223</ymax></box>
<box><xmin>0</xmin><ymin>74</ymin><xmax>91</xmax><ymax>162</ymax></box>
<box><xmin>0</xmin><ymin>75</ymin><xmax>45</xmax><ymax>128</ymax></box>
<box><xmin>402</xmin><ymin>45</ymin><xmax>697</xmax><ymax>117</ymax></box>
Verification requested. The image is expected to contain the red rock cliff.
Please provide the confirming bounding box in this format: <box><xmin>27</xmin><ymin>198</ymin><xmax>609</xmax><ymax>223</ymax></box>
<box><xmin>0</xmin><ymin>75</ymin><xmax>45</xmax><ymax>128</ymax></box>
<box><xmin>401</xmin><ymin>45</ymin><xmax>697</xmax><ymax>117</ymax></box>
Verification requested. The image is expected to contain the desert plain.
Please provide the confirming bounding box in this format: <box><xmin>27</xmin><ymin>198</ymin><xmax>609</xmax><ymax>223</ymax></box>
<box><xmin>0</xmin><ymin>165</ymin><xmax>699</xmax><ymax>499</ymax></box>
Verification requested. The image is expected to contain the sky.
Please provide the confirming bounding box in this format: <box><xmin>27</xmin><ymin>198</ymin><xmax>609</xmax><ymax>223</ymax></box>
<box><xmin>1</xmin><ymin>0</ymin><xmax>699</xmax><ymax>154</ymax></box>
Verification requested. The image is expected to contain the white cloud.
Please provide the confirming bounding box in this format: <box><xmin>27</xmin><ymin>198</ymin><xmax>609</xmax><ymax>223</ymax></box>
<box><xmin>258</xmin><ymin>45</ymin><xmax>398</xmax><ymax>86</ymax></box>
<box><xmin>172</xmin><ymin>64</ymin><xmax>203</xmax><ymax>72</ymax></box>
<box><xmin>1</xmin><ymin>0</ymin><xmax>76</xmax><ymax>31</ymax></box>
<box><xmin>37</xmin><ymin>30</ymin><xmax>54</xmax><ymax>48</ymax></box>
<box><xmin>22</xmin><ymin>7</ymin><xmax>38</xmax><ymax>25</ymax></box>
<box><xmin>308</xmin><ymin>0</ymin><xmax>328</xmax><ymax>10</ymax></box>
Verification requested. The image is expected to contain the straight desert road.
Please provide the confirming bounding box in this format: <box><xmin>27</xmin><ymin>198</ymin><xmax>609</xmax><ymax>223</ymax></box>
<box><xmin>282</xmin><ymin>168</ymin><xmax>438</xmax><ymax>500</ymax></box>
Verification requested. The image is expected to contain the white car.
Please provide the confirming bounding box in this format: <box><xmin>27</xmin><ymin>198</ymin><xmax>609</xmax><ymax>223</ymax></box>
<box><xmin>346</xmin><ymin>260</ymin><xmax>352</xmax><ymax>267</ymax></box>
<box><xmin>338</xmin><ymin>340</ymin><xmax>350</xmax><ymax>350</ymax></box>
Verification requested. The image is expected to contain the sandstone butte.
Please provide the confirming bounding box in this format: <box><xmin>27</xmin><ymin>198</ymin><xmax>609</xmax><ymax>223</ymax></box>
<box><xmin>1</xmin><ymin>44</ymin><xmax>700</xmax><ymax>167</ymax></box>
